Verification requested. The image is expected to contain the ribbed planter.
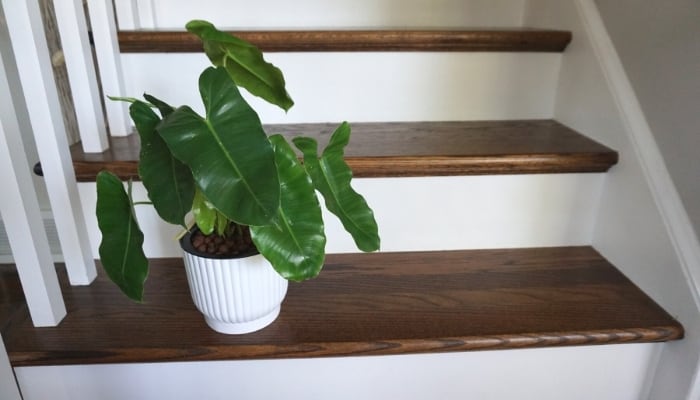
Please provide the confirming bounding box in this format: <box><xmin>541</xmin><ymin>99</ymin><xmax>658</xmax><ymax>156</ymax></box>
<box><xmin>180</xmin><ymin>231</ymin><xmax>288</xmax><ymax>334</ymax></box>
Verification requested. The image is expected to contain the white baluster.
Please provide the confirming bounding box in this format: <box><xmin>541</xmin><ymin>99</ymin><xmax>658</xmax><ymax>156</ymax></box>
<box><xmin>114</xmin><ymin>0</ymin><xmax>156</xmax><ymax>29</ymax></box>
<box><xmin>86</xmin><ymin>0</ymin><xmax>130</xmax><ymax>136</ymax></box>
<box><xmin>0</xmin><ymin>11</ymin><xmax>66</xmax><ymax>326</ymax></box>
<box><xmin>135</xmin><ymin>0</ymin><xmax>157</xmax><ymax>28</ymax></box>
<box><xmin>2</xmin><ymin>0</ymin><xmax>97</xmax><ymax>286</ymax></box>
<box><xmin>0</xmin><ymin>335</ymin><xmax>22</xmax><ymax>400</ymax></box>
<box><xmin>113</xmin><ymin>0</ymin><xmax>140</xmax><ymax>29</ymax></box>
<box><xmin>53</xmin><ymin>0</ymin><xmax>109</xmax><ymax>153</ymax></box>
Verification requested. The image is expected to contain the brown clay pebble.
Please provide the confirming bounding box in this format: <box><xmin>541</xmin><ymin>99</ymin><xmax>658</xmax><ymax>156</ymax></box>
<box><xmin>189</xmin><ymin>224</ymin><xmax>257</xmax><ymax>257</ymax></box>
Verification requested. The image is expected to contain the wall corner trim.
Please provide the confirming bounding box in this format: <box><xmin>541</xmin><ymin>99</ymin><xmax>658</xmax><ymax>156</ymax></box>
<box><xmin>575</xmin><ymin>0</ymin><xmax>700</xmax><ymax>397</ymax></box>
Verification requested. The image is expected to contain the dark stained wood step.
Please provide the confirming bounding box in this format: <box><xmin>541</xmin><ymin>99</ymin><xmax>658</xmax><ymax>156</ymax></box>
<box><xmin>0</xmin><ymin>264</ymin><xmax>26</xmax><ymax>335</ymax></box>
<box><xmin>1</xmin><ymin>247</ymin><xmax>683</xmax><ymax>366</ymax></box>
<box><xmin>117</xmin><ymin>29</ymin><xmax>572</xmax><ymax>53</ymax></box>
<box><xmin>71</xmin><ymin>120</ymin><xmax>618</xmax><ymax>181</ymax></box>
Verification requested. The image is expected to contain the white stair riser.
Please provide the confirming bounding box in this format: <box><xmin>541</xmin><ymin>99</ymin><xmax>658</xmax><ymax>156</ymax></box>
<box><xmin>118</xmin><ymin>0</ymin><xmax>526</xmax><ymax>29</ymax></box>
<box><xmin>78</xmin><ymin>173</ymin><xmax>604</xmax><ymax>258</ymax></box>
<box><xmin>15</xmin><ymin>343</ymin><xmax>655</xmax><ymax>400</ymax></box>
<box><xmin>121</xmin><ymin>52</ymin><xmax>561</xmax><ymax>124</ymax></box>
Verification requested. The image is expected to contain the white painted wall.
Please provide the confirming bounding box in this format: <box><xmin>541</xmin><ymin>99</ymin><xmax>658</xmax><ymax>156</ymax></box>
<box><xmin>595</xmin><ymin>0</ymin><xmax>700</xmax><ymax>241</ymax></box>
<box><xmin>78</xmin><ymin>174</ymin><xmax>605</xmax><ymax>258</ymax></box>
<box><xmin>116</xmin><ymin>0</ymin><xmax>527</xmax><ymax>29</ymax></box>
<box><xmin>121</xmin><ymin>52</ymin><xmax>561</xmax><ymax>124</ymax></box>
<box><xmin>524</xmin><ymin>0</ymin><xmax>700</xmax><ymax>398</ymax></box>
<box><xmin>15</xmin><ymin>343</ymin><xmax>659</xmax><ymax>400</ymax></box>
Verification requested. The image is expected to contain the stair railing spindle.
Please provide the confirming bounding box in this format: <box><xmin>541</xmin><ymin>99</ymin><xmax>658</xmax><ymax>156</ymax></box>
<box><xmin>53</xmin><ymin>0</ymin><xmax>109</xmax><ymax>152</ymax></box>
<box><xmin>86</xmin><ymin>0</ymin><xmax>130</xmax><ymax>136</ymax></box>
<box><xmin>2</xmin><ymin>0</ymin><xmax>97</xmax><ymax>288</ymax></box>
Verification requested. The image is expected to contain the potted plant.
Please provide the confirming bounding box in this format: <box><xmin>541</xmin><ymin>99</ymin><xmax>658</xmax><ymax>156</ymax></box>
<box><xmin>96</xmin><ymin>20</ymin><xmax>380</xmax><ymax>334</ymax></box>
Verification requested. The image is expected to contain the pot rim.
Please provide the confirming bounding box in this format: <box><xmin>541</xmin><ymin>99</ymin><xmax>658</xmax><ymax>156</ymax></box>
<box><xmin>179</xmin><ymin>227</ymin><xmax>260</xmax><ymax>260</ymax></box>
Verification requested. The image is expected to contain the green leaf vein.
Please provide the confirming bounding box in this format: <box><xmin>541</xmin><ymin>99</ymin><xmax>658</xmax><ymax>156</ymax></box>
<box><xmin>202</xmin><ymin>118</ymin><xmax>269</xmax><ymax>216</ymax></box>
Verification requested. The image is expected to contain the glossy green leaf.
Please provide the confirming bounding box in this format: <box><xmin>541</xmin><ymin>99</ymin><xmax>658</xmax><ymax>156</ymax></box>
<box><xmin>191</xmin><ymin>188</ymin><xmax>229</xmax><ymax>236</ymax></box>
<box><xmin>293</xmin><ymin>122</ymin><xmax>380</xmax><ymax>252</ymax></box>
<box><xmin>157</xmin><ymin>66</ymin><xmax>280</xmax><ymax>226</ymax></box>
<box><xmin>192</xmin><ymin>188</ymin><xmax>216</xmax><ymax>235</ymax></box>
<box><xmin>186</xmin><ymin>20</ymin><xmax>294</xmax><ymax>111</ymax></box>
<box><xmin>96</xmin><ymin>171</ymin><xmax>148</xmax><ymax>302</ymax></box>
<box><xmin>251</xmin><ymin>135</ymin><xmax>326</xmax><ymax>281</ymax></box>
<box><xmin>130</xmin><ymin>101</ymin><xmax>195</xmax><ymax>227</ymax></box>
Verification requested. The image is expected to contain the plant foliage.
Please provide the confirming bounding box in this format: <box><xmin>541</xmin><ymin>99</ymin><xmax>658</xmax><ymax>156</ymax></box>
<box><xmin>96</xmin><ymin>171</ymin><xmax>148</xmax><ymax>301</ymax></box>
<box><xmin>96</xmin><ymin>21</ymin><xmax>379</xmax><ymax>301</ymax></box>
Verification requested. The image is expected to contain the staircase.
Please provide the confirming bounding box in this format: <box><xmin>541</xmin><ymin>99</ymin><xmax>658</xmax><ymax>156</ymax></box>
<box><xmin>0</xmin><ymin>1</ymin><xmax>695</xmax><ymax>399</ymax></box>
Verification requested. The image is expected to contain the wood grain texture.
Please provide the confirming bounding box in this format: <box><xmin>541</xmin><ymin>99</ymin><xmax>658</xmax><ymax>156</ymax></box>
<box><xmin>40</xmin><ymin>0</ymin><xmax>80</xmax><ymax>144</ymax></box>
<box><xmin>71</xmin><ymin>119</ymin><xmax>618</xmax><ymax>181</ymax></box>
<box><xmin>1</xmin><ymin>247</ymin><xmax>683</xmax><ymax>366</ymax></box>
<box><xmin>117</xmin><ymin>29</ymin><xmax>572</xmax><ymax>53</ymax></box>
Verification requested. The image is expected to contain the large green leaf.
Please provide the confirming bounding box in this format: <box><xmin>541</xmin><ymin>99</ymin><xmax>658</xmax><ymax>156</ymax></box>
<box><xmin>130</xmin><ymin>100</ymin><xmax>195</xmax><ymax>227</ymax></box>
<box><xmin>251</xmin><ymin>135</ymin><xmax>326</xmax><ymax>281</ymax></box>
<box><xmin>186</xmin><ymin>20</ymin><xmax>294</xmax><ymax>111</ymax></box>
<box><xmin>293</xmin><ymin>122</ymin><xmax>380</xmax><ymax>252</ymax></box>
<box><xmin>157</xmin><ymin>66</ymin><xmax>280</xmax><ymax>226</ymax></box>
<box><xmin>96</xmin><ymin>171</ymin><xmax>148</xmax><ymax>302</ymax></box>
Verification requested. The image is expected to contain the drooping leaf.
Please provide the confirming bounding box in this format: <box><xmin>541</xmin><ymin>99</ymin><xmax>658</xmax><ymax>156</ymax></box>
<box><xmin>96</xmin><ymin>171</ymin><xmax>148</xmax><ymax>302</ymax></box>
<box><xmin>109</xmin><ymin>93</ymin><xmax>174</xmax><ymax>118</ymax></box>
<box><xmin>130</xmin><ymin>101</ymin><xmax>194</xmax><ymax>227</ymax></box>
<box><xmin>293</xmin><ymin>122</ymin><xmax>380</xmax><ymax>252</ymax></box>
<box><xmin>251</xmin><ymin>135</ymin><xmax>326</xmax><ymax>281</ymax></box>
<box><xmin>186</xmin><ymin>20</ymin><xmax>294</xmax><ymax>111</ymax></box>
<box><xmin>157</xmin><ymin>66</ymin><xmax>280</xmax><ymax>226</ymax></box>
<box><xmin>143</xmin><ymin>93</ymin><xmax>175</xmax><ymax>117</ymax></box>
<box><xmin>192</xmin><ymin>188</ymin><xmax>217</xmax><ymax>235</ymax></box>
<box><xmin>107</xmin><ymin>95</ymin><xmax>141</xmax><ymax>104</ymax></box>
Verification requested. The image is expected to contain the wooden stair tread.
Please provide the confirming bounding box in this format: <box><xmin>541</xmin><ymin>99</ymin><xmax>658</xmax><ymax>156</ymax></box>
<box><xmin>117</xmin><ymin>29</ymin><xmax>572</xmax><ymax>53</ymax></box>
<box><xmin>71</xmin><ymin>120</ymin><xmax>618</xmax><ymax>181</ymax></box>
<box><xmin>1</xmin><ymin>246</ymin><xmax>683</xmax><ymax>367</ymax></box>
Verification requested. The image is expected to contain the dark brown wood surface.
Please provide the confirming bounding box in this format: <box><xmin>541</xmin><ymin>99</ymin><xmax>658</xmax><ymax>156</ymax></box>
<box><xmin>0</xmin><ymin>265</ymin><xmax>25</xmax><ymax>335</ymax></box>
<box><xmin>117</xmin><ymin>29</ymin><xmax>572</xmax><ymax>53</ymax></box>
<box><xmin>1</xmin><ymin>247</ymin><xmax>683</xmax><ymax>366</ymax></box>
<box><xmin>71</xmin><ymin>120</ymin><xmax>618</xmax><ymax>181</ymax></box>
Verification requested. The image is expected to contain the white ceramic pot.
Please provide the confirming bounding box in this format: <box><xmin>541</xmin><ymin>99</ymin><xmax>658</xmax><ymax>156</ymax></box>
<box><xmin>180</xmin><ymin>232</ymin><xmax>288</xmax><ymax>334</ymax></box>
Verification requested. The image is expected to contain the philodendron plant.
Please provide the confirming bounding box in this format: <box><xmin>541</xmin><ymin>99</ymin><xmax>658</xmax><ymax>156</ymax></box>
<box><xmin>96</xmin><ymin>20</ymin><xmax>380</xmax><ymax>301</ymax></box>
